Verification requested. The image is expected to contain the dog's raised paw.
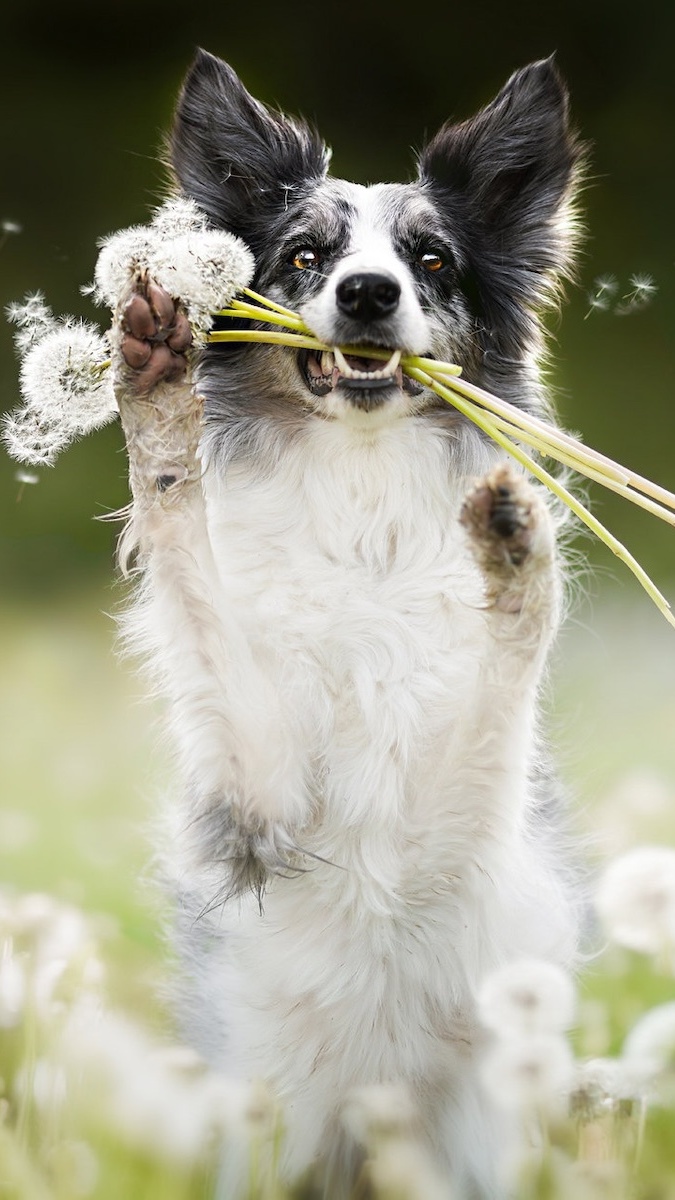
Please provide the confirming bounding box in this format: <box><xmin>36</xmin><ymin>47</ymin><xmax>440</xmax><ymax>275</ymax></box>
<box><xmin>118</xmin><ymin>274</ymin><xmax>192</xmax><ymax>391</ymax></box>
<box><xmin>461</xmin><ymin>463</ymin><xmax>539</xmax><ymax>563</ymax></box>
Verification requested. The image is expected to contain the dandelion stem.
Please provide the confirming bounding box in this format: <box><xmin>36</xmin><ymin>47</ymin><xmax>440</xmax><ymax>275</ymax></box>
<box><xmin>408</xmin><ymin>364</ymin><xmax>675</xmax><ymax>629</ymax></box>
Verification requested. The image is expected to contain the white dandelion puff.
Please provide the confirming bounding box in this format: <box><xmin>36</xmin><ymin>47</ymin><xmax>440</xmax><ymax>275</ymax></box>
<box><xmin>477</xmin><ymin>958</ymin><xmax>577</xmax><ymax>1037</ymax></box>
<box><xmin>150</xmin><ymin>195</ymin><xmax>208</xmax><ymax>239</ymax></box>
<box><xmin>622</xmin><ymin>1002</ymin><xmax>675</xmax><ymax>1102</ymax></box>
<box><xmin>90</xmin><ymin>197</ymin><xmax>254</xmax><ymax>323</ymax></box>
<box><xmin>90</xmin><ymin>223</ymin><xmax>161</xmax><ymax>308</ymax></box>
<box><xmin>2</xmin><ymin>219</ymin><xmax>22</xmax><ymax>235</ymax></box>
<box><xmin>595</xmin><ymin>845</ymin><xmax>675</xmax><ymax>959</ymax></box>
<box><xmin>149</xmin><ymin>228</ymin><xmax>255</xmax><ymax>332</ymax></box>
<box><xmin>3</xmin><ymin>320</ymin><xmax>117</xmax><ymax>466</ymax></box>
<box><xmin>480</xmin><ymin>1032</ymin><xmax>575</xmax><ymax>1114</ymax></box>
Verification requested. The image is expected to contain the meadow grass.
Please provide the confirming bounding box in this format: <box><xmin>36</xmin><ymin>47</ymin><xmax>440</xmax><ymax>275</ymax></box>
<box><xmin>2</xmin><ymin>588</ymin><xmax>675</xmax><ymax>1198</ymax></box>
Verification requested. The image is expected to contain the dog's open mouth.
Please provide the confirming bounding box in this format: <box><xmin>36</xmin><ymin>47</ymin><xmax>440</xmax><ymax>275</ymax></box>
<box><xmin>300</xmin><ymin>347</ymin><xmax>422</xmax><ymax>404</ymax></box>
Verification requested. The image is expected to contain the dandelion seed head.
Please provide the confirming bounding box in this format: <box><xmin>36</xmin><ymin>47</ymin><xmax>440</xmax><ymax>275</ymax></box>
<box><xmin>477</xmin><ymin>958</ymin><xmax>576</xmax><ymax>1036</ymax></box>
<box><xmin>2</xmin><ymin>219</ymin><xmax>22</xmax><ymax>235</ymax></box>
<box><xmin>91</xmin><ymin>201</ymin><xmax>254</xmax><ymax>325</ymax></box>
<box><xmin>92</xmin><ymin>224</ymin><xmax>161</xmax><ymax>307</ymax></box>
<box><xmin>148</xmin><ymin>228</ymin><xmax>255</xmax><ymax>331</ymax></box>
<box><xmin>2</xmin><ymin>321</ymin><xmax>118</xmax><ymax>465</ymax></box>
<box><xmin>480</xmin><ymin>1032</ymin><xmax>575</xmax><ymax>1113</ymax></box>
<box><xmin>151</xmin><ymin>196</ymin><xmax>208</xmax><ymax>239</ymax></box>
<box><xmin>595</xmin><ymin>845</ymin><xmax>675</xmax><ymax>957</ymax></box>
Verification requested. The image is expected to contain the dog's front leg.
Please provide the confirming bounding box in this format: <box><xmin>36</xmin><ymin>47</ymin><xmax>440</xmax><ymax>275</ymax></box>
<box><xmin>460</xmin><ymin>460</ymin><xmax>563</xmax><ymax>664</ymax></box>
<box><xmin>111</xmin><ymin>276</ymin><xmax>308</xmax><ymax>898</ymax></box>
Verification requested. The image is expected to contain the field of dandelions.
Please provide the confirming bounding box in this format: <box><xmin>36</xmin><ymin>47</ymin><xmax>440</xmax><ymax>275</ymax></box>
<box><xmin>2</xmin><ymin>214</ymin><xmax>675</xmax><ymax>1197</ymax></box>
<box><xmin>3</xmin><ymin>597</ymin><xmax>675</xmax><ymax>1200</ymax></box>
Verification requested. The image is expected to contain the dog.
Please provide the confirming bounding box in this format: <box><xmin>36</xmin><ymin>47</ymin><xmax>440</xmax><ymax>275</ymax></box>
<box><xmin>110</xmin><ymin>49</ymin><xmax>583</xmax><ymax>1198</ymax></box>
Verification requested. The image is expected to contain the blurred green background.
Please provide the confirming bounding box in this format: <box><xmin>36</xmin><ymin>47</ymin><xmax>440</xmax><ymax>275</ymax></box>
<box><xmin>1</xmin><ymin>0</ymin><xmax>675</xmax><ymax>594</ymax></box>
<box><xmin>1</xmin><ymin>0</ymin><xmax>675</xmax><ymax>954</ymax></box>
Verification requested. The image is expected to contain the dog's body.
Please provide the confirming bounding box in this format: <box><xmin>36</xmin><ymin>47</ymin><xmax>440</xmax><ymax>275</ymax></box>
<box><xmin>112</xmin><ymin>51</ymin><xmax>582</xmax><ymax>1197</ymax></box>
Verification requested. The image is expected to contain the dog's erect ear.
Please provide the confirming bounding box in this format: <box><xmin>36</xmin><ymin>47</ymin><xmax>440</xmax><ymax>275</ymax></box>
<box><xmin>170</xmin><ymin>50</ymin><xmax>330</xmax><ymax>244</ymax></box>
<box><xmin>418</xmin><ymin>57</ymin><xmax>583</xmax><ymax>288</ymax></box>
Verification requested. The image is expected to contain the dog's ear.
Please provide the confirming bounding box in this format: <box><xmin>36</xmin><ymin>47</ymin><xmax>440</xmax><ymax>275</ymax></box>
<box><xmin>418</xmin><ymin>57</ymin><xmax>583</xmax><ymax>290</ymax></box>
<box><xmin>170</xmin><ymin>50</ymin><xmax>330</xmax><ymax>244</ymax></box>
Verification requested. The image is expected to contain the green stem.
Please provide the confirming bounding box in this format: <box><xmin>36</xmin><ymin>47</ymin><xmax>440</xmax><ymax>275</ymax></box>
<box><xmin>408</xmin><ymin>364</ymin><xmax>675</xmax><ymax>629</ymax></box>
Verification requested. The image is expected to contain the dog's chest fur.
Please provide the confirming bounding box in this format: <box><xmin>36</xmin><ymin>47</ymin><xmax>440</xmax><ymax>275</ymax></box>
<box><xmin>187</xmin><ymin>421</ymin><xmax>563</xmax><ymax>992</ymax></box>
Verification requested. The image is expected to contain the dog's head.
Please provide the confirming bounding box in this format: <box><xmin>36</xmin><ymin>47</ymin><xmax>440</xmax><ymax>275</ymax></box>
<box><xmin>170</xmin><ymin>50</ymin><xmax>583</xmax><ymax>436</ymax></box>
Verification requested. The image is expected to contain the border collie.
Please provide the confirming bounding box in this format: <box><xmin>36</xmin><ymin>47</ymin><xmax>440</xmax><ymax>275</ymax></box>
<box><xmin>111</xmin><ymin>49</ymin><xmax>583</xmax><ymax>1198</ymax></box>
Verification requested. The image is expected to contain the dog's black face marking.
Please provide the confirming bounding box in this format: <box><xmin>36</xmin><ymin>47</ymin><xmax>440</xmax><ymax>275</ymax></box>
<box><xmin>169</xmin><ymin>50</ymin><xmax>583</xmax><ymax>457</ymax></box>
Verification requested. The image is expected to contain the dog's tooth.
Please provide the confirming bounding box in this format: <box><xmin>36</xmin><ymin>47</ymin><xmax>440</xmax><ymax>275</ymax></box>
<box><xmin>320</xmin><ymin>351</ymin><xmax>334</xmax><ymax>375</ymax></box>
<box><xmin>333</xmin><ymin>346</ymin><xmax>402</xmax><ymax>381</ymax></box>
<box><xmin>333</xmin><ymin>347</ymin><xmax>354</xmax><ymax>377</ymax></box>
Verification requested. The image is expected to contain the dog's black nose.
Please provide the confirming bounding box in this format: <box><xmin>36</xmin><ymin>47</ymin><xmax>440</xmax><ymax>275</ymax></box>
<box><xmin>335</xmin><ymin>273</ymin><xmax>401</xmax><ymax>322</ymax></box>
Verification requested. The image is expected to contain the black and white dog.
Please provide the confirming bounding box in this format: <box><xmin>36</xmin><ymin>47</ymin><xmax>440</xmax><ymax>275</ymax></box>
<box><xmin>112</xmin><ymin>50</ymin><xmax>583</xmax><ymax>1197</ymax></box>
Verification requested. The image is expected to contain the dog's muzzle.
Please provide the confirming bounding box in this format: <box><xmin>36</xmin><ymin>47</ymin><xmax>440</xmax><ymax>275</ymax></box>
<box><xmin>299</xmin><ymin>270</ymin><xmax>423</xmax><ymax>409</ymax></box>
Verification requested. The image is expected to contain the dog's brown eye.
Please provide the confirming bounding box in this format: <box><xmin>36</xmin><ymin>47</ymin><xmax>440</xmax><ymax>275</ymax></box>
<box><xmin>292</xmin><ymin>249</ymin><xmax>321</xmax><ymax>270</ymax></box>
<box><xmin>420</xmin><ymin>252</ymin><xmax>444</xmax><ymax>272</ymax></box>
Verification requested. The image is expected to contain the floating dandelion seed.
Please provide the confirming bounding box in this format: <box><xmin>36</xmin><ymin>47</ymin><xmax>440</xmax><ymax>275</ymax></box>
<box><xmin>6</xmin><ymin>291</ymin><xmax>58</xmax><ymax>354</ymax></box>
<box><xmin>616</xmin><ymin>273</ymin><xmax>658</xmax><ymax>316</ymax></box>
<box><xmin>477</xmin><ymin>958</ymin><xmax>577</xmax><ymax>1037</ymax></box>
<box><xmin>595</xmin><ymin>845</ymin><xmax>675</xmax><ymax>960</ymax></box>
<box><xmin>0</xmin><ymin>220</ymin><xmax>22</xmax><ymax>252</ymax></box>
<box><xmin>584</xmin><ymin>275</ymin><xmax>618</xmax><ymax>318</ymax></box>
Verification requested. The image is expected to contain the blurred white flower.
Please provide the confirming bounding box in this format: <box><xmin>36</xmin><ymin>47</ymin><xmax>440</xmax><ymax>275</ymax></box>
<box><xmin>480</xmin><ymin>1032</ymin><xmax>575</xmax><ymax>1114</ymax></box>
<box><xmin>622</xmin><ymin>1001</ymin><xmax>675</xmax><ymax>1102</ymax></box>
<box><xmin>0</xmin><ymin>941</ymin><xmax>26</xmax><ymax>1027</ymax></box>
<box><xmin>595</xmin><ymin>846</ymin><xmax>675</xmax><ymax>959</ymax></box>
<box><xmin>59</xmin><ymin>999</ymin><xmax>230</xmax><ymax>1163</ymax></box>
<box><xmin>569</xmin><ymin>1056</ymin><xmax>638</xmax><ymax>1122</ymax></box>
<box><xmin>342</xmin><ymin>1084</ymin><xmax>449</xmax><ymax>1200</ymax></box>
<box><xmin>45</xmin><ymin>1140</ymin><xmax>99</xmax><ymax>1199</ymax></box>
<box><xmin>342</xmin><ymin>1083</ymin><xmax>418</xmax><ymax>1143</ymax></box>
<box><xmin>477</xmin><ymin>958</ymin><xmax>577</xmax><ymax>1036</ymax></box>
